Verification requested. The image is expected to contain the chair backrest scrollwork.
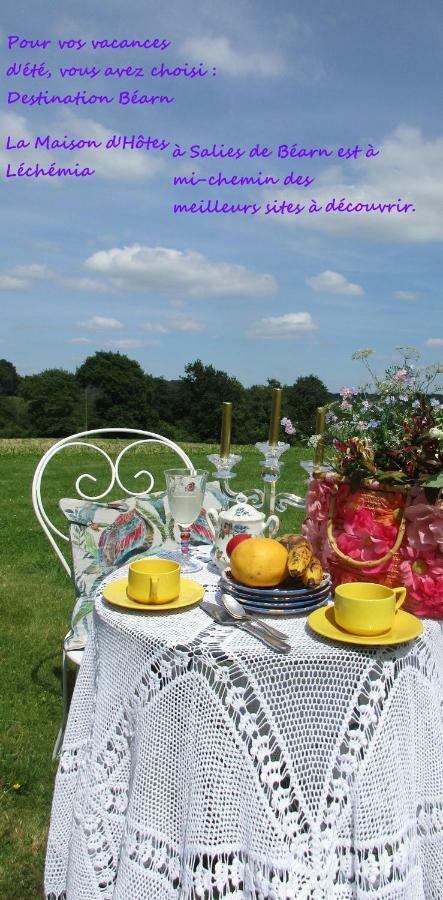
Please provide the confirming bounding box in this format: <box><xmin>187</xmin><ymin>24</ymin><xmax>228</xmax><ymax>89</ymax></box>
<box><xmin>32</xmin><ymin>428</ymin><xmax>194</xmax><ymax>576</ymax></box>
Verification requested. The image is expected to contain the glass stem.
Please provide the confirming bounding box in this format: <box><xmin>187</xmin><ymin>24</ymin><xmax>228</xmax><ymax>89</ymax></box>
<box><xmin>179</xmin><ymin>526</ymin><xmax>191</xmax><ymax>557</ymax></box>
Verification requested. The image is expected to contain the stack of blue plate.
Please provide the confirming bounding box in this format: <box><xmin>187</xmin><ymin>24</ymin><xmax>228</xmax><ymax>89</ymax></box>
<box><xmin>220</xmin><ymin>568</ymin><xmax>332</xmax><ymax>616</ymax></box>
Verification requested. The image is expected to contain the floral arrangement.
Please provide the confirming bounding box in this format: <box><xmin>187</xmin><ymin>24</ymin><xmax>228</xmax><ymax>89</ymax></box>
<box><xmin>304</xmin><ymin>348</ymin><xmax>443</xmax><ymax>618</ymax></box>
<box><xmin>303</xmin><ymin>475</ymin><xmax>443</xmax><ymax>618</ymax></box>
<box><xmin>320</xmin><ymin>347</ymin><xmax>442</xmax><ymax>489</ymax></box>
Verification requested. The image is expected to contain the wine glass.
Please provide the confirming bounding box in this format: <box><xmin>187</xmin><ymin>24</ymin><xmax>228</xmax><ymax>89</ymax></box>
<box><xmin>164</xmin><ymin>469</ymin><xmax>208</xmax><ymax>574</ymax></box>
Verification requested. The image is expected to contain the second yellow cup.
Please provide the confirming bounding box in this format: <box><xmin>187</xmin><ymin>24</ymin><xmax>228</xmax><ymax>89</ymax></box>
<box><xmin>126</xmin><ymin>559</ymin><xmax>181</xmax><ymax>604</ymax></box>
<box><xmin>334</xmin><ymin>582</ymin><xmax>407</xmax><ymax>635</ymax></box>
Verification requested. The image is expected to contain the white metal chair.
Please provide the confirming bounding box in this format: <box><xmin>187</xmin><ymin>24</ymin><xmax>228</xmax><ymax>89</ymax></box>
<box><xmin>32</xmin><ymin>428</ymin><xmax>194</xmax><ymax>757</ymax></box>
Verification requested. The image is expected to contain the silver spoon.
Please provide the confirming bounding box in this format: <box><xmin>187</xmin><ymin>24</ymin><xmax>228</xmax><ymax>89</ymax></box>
<box><xmin>201</xmin><ymin>601</ymin><xmax>290</xmax><ymax>654</ymax></box>
<box><xmin>221</xmin><ymin>594</ymin><xmax>290</xmax><ymax>643</ymax></box>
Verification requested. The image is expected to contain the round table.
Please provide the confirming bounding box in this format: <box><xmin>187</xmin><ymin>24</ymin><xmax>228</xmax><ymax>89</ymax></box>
<box><xmin>45</xmin><ymin>551</ymin><xmax>443</xmax><ymax>899</ymax></box>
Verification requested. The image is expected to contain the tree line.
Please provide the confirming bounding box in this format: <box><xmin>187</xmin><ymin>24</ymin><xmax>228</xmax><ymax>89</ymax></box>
<box><xmin>0</xmin><ymin>353</ymin><xmax>330</xmax><ymax>443</ymax></box>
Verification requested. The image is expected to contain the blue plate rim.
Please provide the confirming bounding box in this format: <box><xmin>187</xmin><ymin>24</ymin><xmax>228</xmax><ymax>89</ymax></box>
<box><xmin>237</xmin><ymin>596</ymin><xmax>331</xmax><ymax>610</ymax></box>
<box><xmin>224</xmin><ymin>586</ymin><xmax>331</xmax><ymax>605</ymax></box>
<box><xmin>221</xmin><ymin>568</ymin><xmax>330</xmax><ymax>597</ymax></box>
<box><xmin>241</xmin><ymin>598</ymin><xmax>330</xmax><ymax>616</ymax></box>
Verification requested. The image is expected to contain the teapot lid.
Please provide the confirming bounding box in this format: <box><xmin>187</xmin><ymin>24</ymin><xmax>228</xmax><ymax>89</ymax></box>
<box><xmin>223</xmin><ymin>497</ymin><xmax>264</xmax><ymax>522</ymax></box>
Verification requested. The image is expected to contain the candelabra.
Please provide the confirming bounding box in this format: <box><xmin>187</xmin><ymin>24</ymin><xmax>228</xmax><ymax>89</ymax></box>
<box><xmin>207</xmin><ymin>396</ymin><xmax>332</xmax><ymax>518</ymax></box>
<box><xmin>207</xmin><ymin>441</ymin><xmax>305</xmax><ymax>516</ymax></box>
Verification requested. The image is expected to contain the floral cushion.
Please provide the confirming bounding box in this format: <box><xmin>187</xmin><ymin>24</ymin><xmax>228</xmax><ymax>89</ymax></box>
<box><xmin>60</xmin><ymin>482</ymin><xmax>226</xmax><ymax>651</ymax></box>
<box><xmin>60</xmin><ymin>497</ymin><xmax>168</xmax><ymax>650</ymax></box>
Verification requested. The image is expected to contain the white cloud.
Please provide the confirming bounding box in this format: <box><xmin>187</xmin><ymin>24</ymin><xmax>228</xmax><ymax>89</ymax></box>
<box><xmin>105</xmin><ymin>339</ymin><xmax>145</xmax><ymax>349</ymax></box>
<box><xmin>79</xmin><ymin>316</ymin><xmax>123</xmax><ymax>330</ymax></box>
<box><xmin>168</xmin><ymin>297</ymin><xmax>185</xmax><ymax>308</ymax></box>
<box><xmin>393</xmin><ymin>290</ymin><xmax>418</xmax><ymax>301</ymax></box>
<box><xmin>62</xmin><ymin>277</ymin><xmax>110</xmax><ymax>293</ymax></box>
<box><xmin>0</xmin><ymin>262</ymin><xmax>54</xmax><ymax>290</ymax></box>
<box><xmin>426</xmin><ymin>338</ymin><xmax>443</xmax><ymax>347</ymax></box>
<box><xmin>62</xmin><ymin>115</ymin><xmax>165</xmax><ymax>180</ymax></box>
<box><xmin>168</xmin><ymin>317</ymin><xmax>205</xmax><ymax>332</ymax></box>
<box><xmin>69</xmin><ymin>337</ymin><xmax>92</xmax><ymax>344</ymax></box>
<box><xmin>306</xmin><ymin>270</ymin><xmax>363</xmax><ymax>296</ymax></box>
<box><xmin>142</xmin><ymin>317</ymin><xmax>206</xmax><ymax>334</ymax></box>
<box><xmin>181</xmin><ymin>35</ymin><xmax>285</xmax><ymax>76</ymax></box>
<box><xmin>85</xmin><ymin>245</ymin><xmax>277</xmax><ymax>298</ymax></box>
<box><xmin>0</xmin><ymin>274</ymin><xmax>30</xmax><ymax>290</ymax></box>
<box><xmin>142</xmin><ymin>322</ymin><xmax>169</xmax><ymax>334</ymax></box>
<box><xmin>248</xmin><ymin>311</ymin><xmax>317</xmax><ymax>339</ymax></box>
<box><xmin>12</xmin><ymin>263</ymin><xmax>53</xmax><ymax>280</ymax></box>
<box><xmin>264</xmin><ymin>125</ymin><xmax>443</xmax><ymax>242</ymax></box>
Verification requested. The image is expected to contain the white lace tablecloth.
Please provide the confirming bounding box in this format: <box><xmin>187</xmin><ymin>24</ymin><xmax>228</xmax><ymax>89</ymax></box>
<box><xmin>45</xmin><ymin>550</ymin><xmax>443</xmax><ymax>899</ymax></box>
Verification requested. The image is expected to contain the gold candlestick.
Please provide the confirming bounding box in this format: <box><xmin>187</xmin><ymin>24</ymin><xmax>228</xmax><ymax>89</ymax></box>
<box><xmin>314</xmin><ymin>406</ymin><xmax>326</xmax><ymax>466</ymax></box>
<box><xmin>268</xmin><ymin>388</ymin><xmax>282</xmax><ymax>447</ymax></box>
<box><xmin>220</xmin><ymin>402</ymin><xmax>232</xmax><ymax>459</ymax></box>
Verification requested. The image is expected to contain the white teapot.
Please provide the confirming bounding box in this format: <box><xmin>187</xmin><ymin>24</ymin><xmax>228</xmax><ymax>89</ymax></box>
<box><xmin>206</xmin><ymin>496</ymin><xmax>279</xmax><ymax>570</ymax></box>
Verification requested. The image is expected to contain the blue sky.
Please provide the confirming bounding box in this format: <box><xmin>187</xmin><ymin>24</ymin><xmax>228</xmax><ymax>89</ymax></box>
<box><xmin>1</xmin><ymin>0</ymin><xmax>442</xmax><ymax>390</ymax></box>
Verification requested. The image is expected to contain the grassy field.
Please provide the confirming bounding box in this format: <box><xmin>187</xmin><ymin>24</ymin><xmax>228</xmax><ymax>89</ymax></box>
<box><xmin>0</xmin><ymin>439</ymin><xmax>310</xmax><ymax>898</ymax></box>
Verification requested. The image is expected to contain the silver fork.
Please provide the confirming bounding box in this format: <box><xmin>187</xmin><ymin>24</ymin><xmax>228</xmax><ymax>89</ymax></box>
<box><xmin>200</xmin><ymin>601</ymin><xmax>291</xmax><ymax>654</ymax></box>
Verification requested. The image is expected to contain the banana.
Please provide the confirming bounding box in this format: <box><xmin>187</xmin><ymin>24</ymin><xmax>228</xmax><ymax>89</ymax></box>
<box><xmin>301</xmin><ymin>556</ymin><xmax>323</xmax><ymax>588</ymax></box>
<box><xmin>279</xmin><ymin>533</ymin><xmax>308</xmax><ymax>551</ymax></box>
<box><xmin>287</xmin><ymin>539</ymin><xmax>313</xmax><ymax>577</ymax></box>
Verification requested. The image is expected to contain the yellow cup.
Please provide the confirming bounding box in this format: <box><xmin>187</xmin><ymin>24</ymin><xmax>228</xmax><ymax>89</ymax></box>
<box><xmin>126</xmin><ymin>559</ymin><xmax>180</xmax><ymax>604</ymax></box>
<box><xmin>334</xmin><ymin>582</ymin><xmax>406</xmax><ymax>636</ymax></box>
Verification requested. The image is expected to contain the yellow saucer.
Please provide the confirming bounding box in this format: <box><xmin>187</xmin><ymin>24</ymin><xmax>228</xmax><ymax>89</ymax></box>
<box><xmin>102</xmin><ymin>577</ymin><xmax>204</xmax><ymax>612</ymax></box>
<box><xmin>308</xmin><ymin>605</ymin><xmax>423</xmax><ymax>646</ymax></box>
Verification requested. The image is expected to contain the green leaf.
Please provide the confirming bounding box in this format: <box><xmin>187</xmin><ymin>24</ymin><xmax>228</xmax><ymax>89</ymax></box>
<box><xmin>423</xmin><ymin>472</ymin><xmax>443</xmax><ymax>489</ymax></box>
<box><xmin>376</xmin><ymin>470</ymin><xmax>408</xmax><ymax>483</ymax></box>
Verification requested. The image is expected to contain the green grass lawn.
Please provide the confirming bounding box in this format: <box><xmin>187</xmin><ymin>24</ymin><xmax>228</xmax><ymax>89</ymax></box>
<box><xmin>0</xmin><ymin>439</ymin><xmax>310</xmax><ymax>898</ymax></box>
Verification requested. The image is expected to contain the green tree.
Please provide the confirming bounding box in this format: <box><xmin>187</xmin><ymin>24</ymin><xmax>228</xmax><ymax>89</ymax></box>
<box><xmin>235</xmin><ymin>384</ymin><xmax>276</xmax><ymax>444</ymax></box>
<box><xmin>0</xmin><ymin>396</ymin><xmax>30</xmax><ymax>437</ymax></box>
<box><xmin>178</xmin><ymin>359</ymin><xmax>245</xmax><ymax>441</ymax></box>
<box><xmin>0</xmin><ymin>359</ymin><xmax>20</xmax><ymax>396</ymax></box>
<box><xmin>19</xmin><ymin>369</ymin><xmax>79</xmax><ymax>436</ymax></box>
<box><xmin>76</xmin><ymin>351</ymin><xmax>153</xmax><ymax>429</ymax></box>
<box><xmin>285</xmin><ymin>374</ymin><xmax>330</xmax><ymax>438</ymax></box>
<box><xmin>149</xmin><ymin>376</ymin><xmax>194</xmax><ymax>440</ymax></box>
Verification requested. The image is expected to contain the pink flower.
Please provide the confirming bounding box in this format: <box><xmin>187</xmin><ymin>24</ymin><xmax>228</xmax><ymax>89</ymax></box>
<box><xmin>405</xmin><ymin>496</ymin><xmax>443</xmax><ymax>554</ymax></box>
<box><xmin>400</xmin><ymin>547</ymin><xmax>443</xmax><ymax>617</ymax></box>
<box><xmin>336</xmin><ymin>507</ymin><xmax>398</xmax><ymax>574</ymax></box>
<box><xmin>302</xmin><ymin>478</ymin><xmax>334</xmax><ymax>565</ymax></box>
<box><xmin>340</xmin><ymin>400</ymin><xmax>352</xmax><ymax>411</ymax></box>
<box><xmin>302</xmin><ymin>515</ymin><xmax>328</xmax><ymax>563</ymax></box>
<box><xmin>280</xmin><ymin>416</ymin><xmax>296</xmax><ymax>435</ymax></box>
<box><xmin>392</xmin><ymin>367</ymin><xmax>408</xmax><ymax>383</ymax></box>
<box><xmin>305</xmin><ymin>477</ymin><xmax>333</xmax><ymax>523</ymax></box>
<box><xmin>339</xmin><ymin>387</ymin><xmax>355</xmax><ymax>399</ymax></box>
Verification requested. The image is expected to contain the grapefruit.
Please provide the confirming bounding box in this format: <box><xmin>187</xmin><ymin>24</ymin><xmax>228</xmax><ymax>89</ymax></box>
<box><xmin>226</xmin><ymin>534</ymin><xmax>252</xmax><ymax>557</ymax></box>
<box><xmin>230</xmin><ymin>537</ymin><xmax>289</xmax><ymax>587</ymax></box>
